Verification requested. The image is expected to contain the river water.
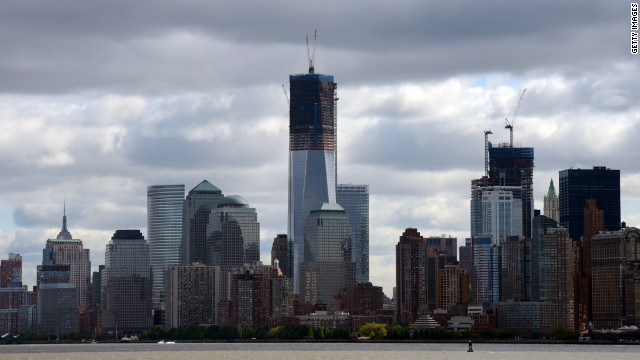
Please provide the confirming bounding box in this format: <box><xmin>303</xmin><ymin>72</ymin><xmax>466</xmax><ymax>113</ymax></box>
<box><xmin>1</xmin><ymin>342</ymin><xmax>638</xmax><ymax>360</ymax></box>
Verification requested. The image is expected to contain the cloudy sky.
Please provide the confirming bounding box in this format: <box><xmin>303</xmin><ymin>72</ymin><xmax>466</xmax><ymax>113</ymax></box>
<box><xmin>0</xmin><ymin>0</ymin><xmax>637</xmax><ymax>295</ymax></box>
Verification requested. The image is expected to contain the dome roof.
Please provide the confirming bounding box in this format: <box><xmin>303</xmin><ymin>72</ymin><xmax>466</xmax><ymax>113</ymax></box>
<box><xmin>218</xmin><ymin>195</ymin><xmax>249</xmax><ymax>208</ymax></box>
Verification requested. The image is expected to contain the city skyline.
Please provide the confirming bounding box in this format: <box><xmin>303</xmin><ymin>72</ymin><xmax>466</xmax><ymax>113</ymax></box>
<box><xmin>0</xmin><ymin>1</ymin><xmax>638</xmax><ymax>297</ymax></box>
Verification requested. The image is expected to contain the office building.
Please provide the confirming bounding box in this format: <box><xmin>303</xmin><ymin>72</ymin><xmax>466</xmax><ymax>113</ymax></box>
<box><xmin>181</xmin><ymin>180</ymin><xmax>224</xmax><ymax>266</ymax></box>
<box><xmin>271</xmin><ymin>234</ymin><xmax>291</xmax><ymax>278</ymax></box>
<box><xmin>36</xmin><ymin>264</ymin><xmax>78</xmax><ymax>335</ymax></box>
<box><xmin>0</xmin><ymin>286</ymin><xmax>27</xmax><ymax>334</ymax></box>
<box><xmin>591</xmin><ymin>227</ymin><xmax>640</xmax><ymax>329</ymax></box>
<box><xmin>1</xmin><ymin>253</ymin><xmax>22</xmax><ymax>288</ymax></box>
<box><xmin>101</xmin><ymin>230</ymin><xmax>152</xmax><ymax>336</ymax></box>
<box><xmin>531</xmin><ymin>213</ymin><xmax>558</xmax><ymax>302</ymax></box>
<box><xmin>488</xmin><ymin>142</ymin><xmax>534</xmax><ymax>238</ymax></box>
<box><xmin>299</xmin><ymin>203</ymin><xmax>355</xmax><ymax>306</ymax></box>
<box><xmin>147</xmin><ymin>184</ymin><xmax>185</xmax><ymax>308</ymax></box>
<box><xmin>207</xmin><ymin>195</ymin><xmax>260</xmax><ymax>266</ymax></box>
<box><xmin>470</xmin><ymin>184</ymin><xmax>522</xmax><ymax>245</ymax></box>
<box><xmin>500</xmin><ymin>237</ymin><xmax>531</xmax><ymax>302</ymax></box>
<box><xmin>559</xmin><ymin>166</ymin><xmax>620</xmax><ymax>241</ymax></box>
<box><xmin>543</xmin><ymin>179</ymin><xmax>560</xmax><ymax>223</ymax></box>
<box><xmin>395</xmin><ymin>228</ymin><xmax>427</xmax><ymax>325</ymax></box>
<box><xmin>337</xmin><ymin>184</ymin><xmax>370</xmax><ymax>284</ymax></box>
<box><xmin>42</xmin><ymin>210</ymin><xmax>89</xmax><ymax>306</ymax></box>
<box><xmin>288</xmin><ymin>68</ymin><xmax>338</xmax><ymax>292</ymax></box>
<box><xmin>471</xmin><ymin>235</ymin><xmax>500</xmax><ymax>303</ymax></box>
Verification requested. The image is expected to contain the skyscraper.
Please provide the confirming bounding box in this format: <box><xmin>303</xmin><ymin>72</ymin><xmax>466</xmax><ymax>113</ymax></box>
<box><xmin>559</xmin><ymin>166</ymin><xmax>621</xmax><ymax>241</ymax></box>
<box><xmin>288</xmin><ymin>67</ymin><xmax>337</xmax><ymax>292</ymax></box>
<box><xmin>271</xmin><ymin>234</ymin><xmax>290</xmax><ymax>278</ymax></box>
<box><xmin>102</xmin><ymin>230</ymin><xmax>152</xmax><ymax>336</ymax></box>
<box><xmin>337</xmin><ymin>184</ymin><xmax>369</xmax><ymax>284</ymax></box>
<box><xmin>488</xmin><ymin>142</ymin><xmax>534</xmax><ymax>238</ymax></box>
<box><xmin>207</xmin><ymin>195</ymin><xmax>260</xmax><ymax>266</ymax></box>
<box><xmin>147</xmin><ymin>184</ymin><xmax>185</xmax><ymax>309</ymax></box>
<box><xmin>470</xmin><ymin>185</ymin><xmax>523</xmax><ymax>245</ymax></box>
<box><xmin>471</xmin><ymin>234</ymin><xmax>500</xmax><ymax>303</ymax></box>
<box><xmin>543</xmin><ymin>179</ymin><xmax>559</xmax><ymax>223</ymax></box>
<box><xmin>181</xmin><ymin>180</ymin><xmax>224</xmax><ymax>266</ymax></box>
<box><xmin>395</xmin><ymin>228</ymin><xmax>427</xmax><ymax>325</ymax></box>
<box><xmin>42</xmin><ymin>209</ymin><xmax>89</xmax><ymax>306</ymax></box>
<box><xmin>299</xmin><ymin>203</ymin><xmax>355</xmax><ymax>306</ymax></box>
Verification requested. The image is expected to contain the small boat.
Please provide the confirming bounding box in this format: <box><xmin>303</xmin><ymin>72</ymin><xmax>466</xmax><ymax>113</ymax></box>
<box><xmin>121</xmin><ymin>336</ymin><xmax>131</xmax><ymax>342</ymax></box>
<box><xmin>158</xmin><ymin>340</ymin><xmax>176</xmax><ymax>344</ymax></box>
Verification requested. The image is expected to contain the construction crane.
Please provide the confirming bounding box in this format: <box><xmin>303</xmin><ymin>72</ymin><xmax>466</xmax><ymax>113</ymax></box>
<box><xmin>306</xmin><ymin>30</ymin><xmax>317</xmax><ymax>74</ymax></box>
<box><xmin>281</xmin><ymin>84</ymin><xmax>289</xmax><ymax>106</ymax></box>
<box><xmin>484</xmin><ymin>130</ymin><xmax>493</xmax><ymax>177</ymax></box>
<box><xmin>504</xmin><ymin>88</ymin><xmax>527</xmax><ymax>147</ymax></box>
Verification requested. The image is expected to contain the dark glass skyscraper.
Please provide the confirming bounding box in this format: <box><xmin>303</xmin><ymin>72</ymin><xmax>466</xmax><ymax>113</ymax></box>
<box><xmin>337</xmin><ymin>184</ymin><xmax>369</xmax><ymax>284</ymax></box>
<box><xmin>181</xmin><ymin>180</ymin><xmax>224</xmax><ymax>266</ymax></box>
<box><xmin>559</xmin><ymin>166</ymin><xmax>620</xmax><ymax>241</ymax></box>
<box><xmin>488</xmin><ymin>142</ymin><xmax>534</xmax><ymax>238</ymax></box>
<box><xmin>288</xmin><ymin>69</ymin><xmax>337</xmax><ymax>292</ymax></box>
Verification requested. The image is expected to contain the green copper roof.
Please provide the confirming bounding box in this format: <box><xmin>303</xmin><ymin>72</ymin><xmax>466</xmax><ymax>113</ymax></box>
<box><xmin>190</xmin><ymin>180</ymin><xmax>222</xmax><ymax>194</ymax></box>
<box><xmin>547</xmin><ymin>179</ymin><xmax>557</xmax><ymax>198</ymax></box>
<box><xmin>218</xmin><ymin>195</ymin><xmax>249</xmax><ymax>207</ymax></box>
<box><xmin>310</xmin><ymin>203</ymin><xmax>345</xmax><ymax>212</ymax></box>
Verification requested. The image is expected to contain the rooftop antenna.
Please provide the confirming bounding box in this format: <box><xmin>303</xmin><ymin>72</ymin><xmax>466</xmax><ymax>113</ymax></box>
<box><xmin>504</xmin><ymin>88</ymin><xmax>527</xmax><ymax>147</ymax></box>
<box><xmin>484</xmin><ymin>130</ymin><xmax>493</xmax><ymax>177</ymax></box>
<box><xmin>306</xmin><ymin>30</ymin><xmax>317</xmax><ymax>73</ymax></box>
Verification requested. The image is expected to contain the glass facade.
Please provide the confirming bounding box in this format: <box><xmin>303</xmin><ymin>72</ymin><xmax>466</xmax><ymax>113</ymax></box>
<box><xmin>147</xmin><ymin>184</ymin><xmax>185</xmax><ymax>307</ymax></box>
<box><xmin>559</xmin><ymin>166</ymin><xmax>620</xmax><ymax>241</ymax></box>
<box><xmin>471</xmin><ymin>235</ymin><xmax>500</xmax><ymax>303</ymax></box>
<box><xmin>299</xmin><ymin>204</ymin><xmax>355</xmax><ymax>305</ymax></box>
<box><xmin>102</xmin><ymin>230</ymin><xmax>152</xmax><ymax>335</ymax></box>
<box><xmin>337</xmin><ymin>184</ymin><xmax>369</xmax><ymax>284</ymax></box>
<box><xmin>288</xmin><ymin>72</ymin><xmax>337</xmax><ymax>293</ymax></box>
<box><xmin>206</xmin><ymin>195</ymin><xmax>260</xmax><ymax>266</ymax></box>
<box><xmin>181</xmin><ymin>180</ymin><xmax>224</xmax><ymax>266</ymax></box>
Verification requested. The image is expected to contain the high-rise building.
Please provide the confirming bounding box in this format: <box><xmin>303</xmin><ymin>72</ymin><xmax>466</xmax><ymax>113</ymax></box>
<box><xmin>395</xmin><ymin>228</ymin><xmax>427</xmax><ymax>325</ymax></box>
<box><xmin>337</xmin><ymin>184</ymin><xmax>370</xmax><ymax>284</ymax></box>
<box><xmin>542</xmin><ymin>227</ymin><xmax>575</xmax><ymax>329</ymax></box>
<box><xmin>559</xmin><ymin>166</ymin><xmax>620</xmax><ymax>241</ymax></box>
<box><xmin>425</xmin><ymin>235</ymin><xmax>458</xmax><ymax>260</ymax></box>
<box><xmin>543</xmin><ymin>179</ymin><xmax>559</xmax><ymax>223</ymax></box>
<box><xmin>36</xmin><ymin>264</ymin><xmax>78</xmax><ymax>335</ymax></box>
<box><xmin>299</xmin><ymin>203</ymin><xmax>355</xmax><ymax>306</ymax></box>
<box><xmin>147</xmin><ymin>184</ymin><xmax>185</xmax><ymax>309</ymax></box>
<box><xmin>288</xmin><ymin>68</ymin><xmax>338</xmax><ymax>292</ymax></box>
<box><xmin>165</xmin><ymin>264</ymin><xmax>218</xmax><ymax>329</ymax></box>
<box><xmin>271</xmin><ymin>234</ymin><xmax>291</xmax><ymax>278</ymax></box>
<box><xmin>471</xmin><ymin>235</ymin><xmax>500</xmax><ymax>303</ymax></box>
<box><xmin>1</xmin><ymin>253</ymin><xmax>22</xmax><ymax>288</ymax></box>
<box><xmin>488</xmin><ymin>142</ymin><xmax>534</xmax><ymax>238</ymax></box>
<box><xmin>531</xmin><ymin>213</ymin><xmax>558</xmax><ymax>302</ymax></box>
<box><xmin>181</xmin><ymin>180</ymin><xmax>224</xmax><ymax>266</ymax></box>
<box><xmin>591</xmin><ymin>227</ymin><xmax>640</xmax><ymax>329</ymax></box>
<box><xmin>500</xmin><ymin>237</ymin><xmax>531</xmax><ymax>302</ymax></box>
<box><xmin>101</xmin><ymin>230</ymin><xmax>152</xmax><ymax>336</ymax></box>
<box><xmin>207</xmin><ymin>195</ymin><xmax>260</xmax><ymax>266</ymax></box>
<box><xmin>470</xmin><ymin>184</ymin><xmax>522</xmax><ymax>245</ymax></box>
<box><xmin>42</xmin><ymin>210</ymin><xmax>89</xmax><ymax>306</ymax></box>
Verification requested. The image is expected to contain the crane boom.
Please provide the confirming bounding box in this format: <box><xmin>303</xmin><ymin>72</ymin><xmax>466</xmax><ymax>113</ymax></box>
<box><xmin>282</xmin><ymin>84</ymin><xmax>289</xmax><ymax>106</ymax></box>
<box><xmin>306</xmin><ymin>30</ymin><xmax>317</xmax><ymax>73</ymax></box>
<box><xmin>505</xmin><ymin>88</ymin><xmax>527</xmax><ymax>147</ymax></box>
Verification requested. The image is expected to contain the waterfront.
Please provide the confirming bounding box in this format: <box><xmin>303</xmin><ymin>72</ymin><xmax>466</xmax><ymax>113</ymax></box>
<box><xmin>1</xmin><ymin>342</ymin><xmax>638</xmax><ymax>360</ymax></box>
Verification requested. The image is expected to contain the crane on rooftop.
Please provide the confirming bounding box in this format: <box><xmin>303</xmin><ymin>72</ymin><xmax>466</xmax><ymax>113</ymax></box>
<box><xmin>505</xmin><ymin>88</ymin><xmax>527</xmax><ymax>148</ymax></box>
<box><xmin>307</xmin><ymin>30</ymin><xmax>317</xmax><ymax>74</ymax></box>
<box><xmin>484</xmin><ymin>130</ymin><xmax>493</xmax><ymax>177</ymax></box>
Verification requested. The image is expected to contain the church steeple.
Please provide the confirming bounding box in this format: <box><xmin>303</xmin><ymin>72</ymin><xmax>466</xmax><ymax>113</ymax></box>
<box><xmin>547</xmin><ymin>179</ymin><xmax>557</xmax><ymax>198</ymax></box>
<box><xmin>56</xmin><ymin>201</ymin><xmax>73</xmax><ymax>240</ymax></box>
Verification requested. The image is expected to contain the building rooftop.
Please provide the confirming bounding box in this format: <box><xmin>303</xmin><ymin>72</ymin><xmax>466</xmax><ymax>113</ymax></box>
<box><xmin>218</xmin><ymin>195</ymin><xmax>249</xmax><ymax>208</ymax></box>
<box><xmin>190</xmin><ymin>180</ymin><xmax>222</xmax><ymax>194</ymax></box>
<box><xmin>310</xmin><ymin>203</ymin><xmax>345</xmax><ymax>213</ymax></box>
